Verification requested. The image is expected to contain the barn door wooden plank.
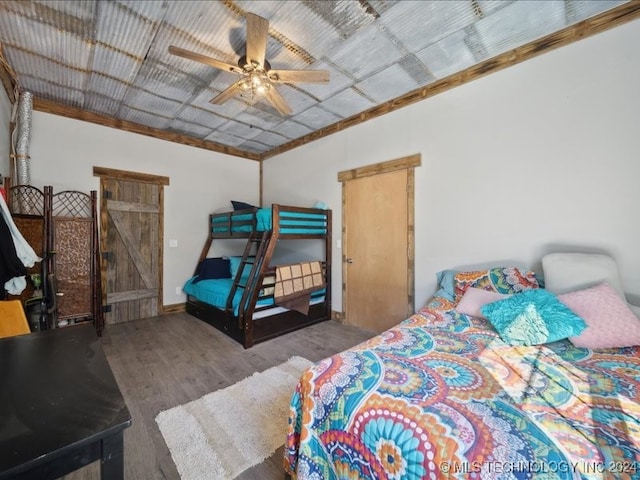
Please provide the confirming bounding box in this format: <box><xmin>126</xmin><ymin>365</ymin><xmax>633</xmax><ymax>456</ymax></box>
<box><xmin>124</xmin><ymin>179</ymin><xmax>141</xmax><ymax>322</ymax></box>
<box><xmin>103</xmin><ymin>178</ymin><xmax>118</xmax><ymax>324</ymax></box>
<box><xmin>108</xmin><ymin>209</ymin><xmax>156</xmax><ymax>289</ymax></box>
<box><xmin>107</xmin><ymin>288</ymin><xmax>158</xmax><ymax>304</ymax></box>
<box><xmin>139</xmin><ymin>182</ymin><xmax>158</xmax><ymax>319</ymax></box>
<box><xmin>106</xmin><ymin>199</ymin><xmax>160</xmax><ymax>213</ymax></box>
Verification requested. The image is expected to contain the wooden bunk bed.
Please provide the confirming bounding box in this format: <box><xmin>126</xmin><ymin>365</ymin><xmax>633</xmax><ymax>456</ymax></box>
<box><xmin>185</xmin><ymin>204</ymin><xmax>331</xmax><ymax>348</ymax></box>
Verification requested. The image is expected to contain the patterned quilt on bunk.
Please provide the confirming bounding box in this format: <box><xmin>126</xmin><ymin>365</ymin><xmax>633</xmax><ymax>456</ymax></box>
<box><xmin>284</xmin><ymin>295</ymin><xmax>640</xmax><ymax>479</ymax></box>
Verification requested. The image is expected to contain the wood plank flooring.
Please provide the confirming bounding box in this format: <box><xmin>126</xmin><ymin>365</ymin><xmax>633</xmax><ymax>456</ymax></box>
<box><xmin>62</xmin><ymin>313</ymin><xmax>374</xmax><ymax>480</ymax></box>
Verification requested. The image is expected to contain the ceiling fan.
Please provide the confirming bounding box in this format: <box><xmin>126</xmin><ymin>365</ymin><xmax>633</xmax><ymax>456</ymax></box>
<box><xmin>168</xmin><ymin>13</ymin><xmax>330</xmax><ymax>116</ymax></box>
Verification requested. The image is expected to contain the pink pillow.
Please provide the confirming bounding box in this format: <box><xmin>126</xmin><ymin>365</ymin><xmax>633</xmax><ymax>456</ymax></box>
<box><xmin>559</xmin><ymin>282</ymin><xmax>640</xmax><ymax>349</ymax></box>
<box><xmin>456</xmin><ymin>288</ymin><xmax>510</xmax><ymax>319</ymax></box>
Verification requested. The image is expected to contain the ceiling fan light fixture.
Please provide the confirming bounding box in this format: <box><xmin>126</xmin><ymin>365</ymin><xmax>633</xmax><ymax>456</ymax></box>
<box><xmin>238</xmin><ymin>71</ymin><xmax>271</xmax><ymax>100</ymax></box>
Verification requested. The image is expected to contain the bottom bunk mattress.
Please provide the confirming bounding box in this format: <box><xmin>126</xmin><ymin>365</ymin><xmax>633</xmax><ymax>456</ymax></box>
<box><xmin>183</xmin><ymin>276</ymin><xmax>325</xmax><ymax>317</ymax></box>
<box><xmin>285</xmin><ymin>295</ymin><xmax>640</xmax><ymax>479</ymax></box>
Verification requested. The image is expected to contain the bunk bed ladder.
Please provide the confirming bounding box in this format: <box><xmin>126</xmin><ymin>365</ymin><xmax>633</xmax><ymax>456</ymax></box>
<box><xmin>226</xmin><ymin>231</ymin><xmax>271</xmax><ymax>317</ymax></box>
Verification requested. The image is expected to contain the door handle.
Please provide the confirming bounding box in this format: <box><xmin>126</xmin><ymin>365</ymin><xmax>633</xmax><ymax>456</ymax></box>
<box><xmin>345</xmin><ymin>257</ymin><xmax>353</xmax><ymax>264</ymax></box>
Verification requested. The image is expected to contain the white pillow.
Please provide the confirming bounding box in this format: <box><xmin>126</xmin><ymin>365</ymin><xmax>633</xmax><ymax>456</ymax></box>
<box><xmin>541</xmin><ymin>253</ymin><xmax>625</xmax><ymax>298</ymax></box>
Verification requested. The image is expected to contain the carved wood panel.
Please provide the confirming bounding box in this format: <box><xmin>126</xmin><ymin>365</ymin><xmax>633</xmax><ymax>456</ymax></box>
<box><xmin>54</xmin><ymin>218</ymin><xmax>92</xmax><ymax>320</ymax></box>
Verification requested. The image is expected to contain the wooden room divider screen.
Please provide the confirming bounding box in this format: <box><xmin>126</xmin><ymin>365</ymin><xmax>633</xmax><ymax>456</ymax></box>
<box><xmin>6</xmin><ymin>179</ymin><xmax>103</xmax><ymax>335</ymax></box>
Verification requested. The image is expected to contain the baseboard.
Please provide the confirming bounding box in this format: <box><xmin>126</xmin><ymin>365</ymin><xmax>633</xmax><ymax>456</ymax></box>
<box><xmin>331</xmin><ymin>310</ymin><xmax>344</xmax><ymax>322</ymax></box>
<box><xmin>162</xmin><ymin>303</ymin><xmax>186</xmax><ymax>314</ymax></box>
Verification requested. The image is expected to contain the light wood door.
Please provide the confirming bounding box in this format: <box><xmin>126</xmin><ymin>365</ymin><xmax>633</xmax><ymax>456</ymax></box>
<box><xmin>96</xmin><ymin>168</ymin><xmax>168</xmax><ymax>324</ymax></box>
<box><xmin>343</xmin><ymin>168</ymin><xmax>413</xmax><ymax>332</ymax></box>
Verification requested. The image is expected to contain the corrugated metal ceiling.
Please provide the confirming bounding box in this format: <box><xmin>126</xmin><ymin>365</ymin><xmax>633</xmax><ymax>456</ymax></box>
<box><xmin>0</xmin><ymin>0</ymin><xmax>631</xmax><ymax>159</ymax></box>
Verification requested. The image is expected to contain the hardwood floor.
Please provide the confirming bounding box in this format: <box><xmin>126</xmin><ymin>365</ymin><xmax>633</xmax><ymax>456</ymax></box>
<box><xmin>62</xmin><ymin>313</ymin><xmax>374</xmax><ymax>480</ymax></box>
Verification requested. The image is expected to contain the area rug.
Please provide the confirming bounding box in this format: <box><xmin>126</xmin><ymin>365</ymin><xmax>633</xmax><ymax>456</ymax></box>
<box><xmin>155</xmin><ymin>356</ymin><xmax>313</xmax><ymax>480</ymax></box>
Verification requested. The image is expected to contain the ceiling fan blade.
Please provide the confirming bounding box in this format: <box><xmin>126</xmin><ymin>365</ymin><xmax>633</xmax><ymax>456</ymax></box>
<box><xmin>168</xmin><ymin>46</ymin><xmax>243</xmax><ymax>75</ymax></box>
<box><xmin>210</xmin><ymin>83</ymin><xmax>240</xmax><ymax>105</ymax></box>
<box><xmin>265</xmin><ymin>86</ymin><xmax>292</xmax><ymax>116</ymax></box>
<box><xmin>245</xmin><ymin>13</ymin><xmax>269</xmax><ymax>68</ymax></box>
<box><xmin>268</xmin><ymin>69</ymin><xmax>330</xmax><ymax>84</ymax></box>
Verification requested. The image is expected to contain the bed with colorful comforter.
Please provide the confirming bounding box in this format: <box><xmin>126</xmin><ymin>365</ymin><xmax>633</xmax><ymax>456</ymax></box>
<box><xmin>285</xmin><ymin>294</ymin><xmax>640</xmax><ymax>479</ymax></box>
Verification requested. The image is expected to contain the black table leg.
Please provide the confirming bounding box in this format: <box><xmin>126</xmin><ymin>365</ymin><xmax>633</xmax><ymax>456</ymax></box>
<box><xmin>101</xmin><ymin>432</ymin><xmax>124</xmax><ymax>480</ymax></box>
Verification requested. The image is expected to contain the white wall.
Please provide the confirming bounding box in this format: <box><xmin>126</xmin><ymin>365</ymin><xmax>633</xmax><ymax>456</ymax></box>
<box><xmin>263</xmin><ymin>19</ymin><xmax>640</xmax><ymax>312</ymax></box>
<box><xmin>29</xmin><ymin>112</ymin><xmax>259</xmax><ymax>306</ymax></box>
<box><xmin>0</xmin><ymin>85</ymin><xmax>10</xmax><ymax>177</ymax></box>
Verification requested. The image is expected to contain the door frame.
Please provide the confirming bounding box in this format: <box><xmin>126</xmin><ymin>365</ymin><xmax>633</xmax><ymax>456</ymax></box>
<box><xmin>338</xmin><ymin>153</ymin><xmax>421</xmax><ymax>322</ymax></box>
<box><xmin>93</xmin><ymin>166</ymin><xmax>169</xmax><ymax>318</ymax></box>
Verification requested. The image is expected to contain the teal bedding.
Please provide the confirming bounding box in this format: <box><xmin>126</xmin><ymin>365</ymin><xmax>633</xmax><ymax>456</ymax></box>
<box><xmin>183</xmin><ymin>276</ymin><xmax>325</xmax><ymax>316</ymax></box>
<box><xmin>211</xmin><ymin>208</ymin><xmax>327</xmax><ymax>235</ymax></box>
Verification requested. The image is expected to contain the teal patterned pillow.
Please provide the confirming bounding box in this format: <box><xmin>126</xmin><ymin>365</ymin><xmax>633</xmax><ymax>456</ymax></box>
<box><xmin>481</xmin><ymin>289</ymin><xmax>586</xmax><ymax>346</ymax></box>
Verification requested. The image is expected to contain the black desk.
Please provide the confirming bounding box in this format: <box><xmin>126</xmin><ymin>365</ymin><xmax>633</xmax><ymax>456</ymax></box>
<box><xmin>0</xmin><ymin>325</ymin><xmax>132</xmax><ymax>479</ymax></box>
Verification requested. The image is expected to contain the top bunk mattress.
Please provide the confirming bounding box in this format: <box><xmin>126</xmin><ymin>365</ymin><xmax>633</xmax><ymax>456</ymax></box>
<box><xmin>211</xmin><ymin>207</ymin><xmax>328</xmax><ymax>235</ymax></box>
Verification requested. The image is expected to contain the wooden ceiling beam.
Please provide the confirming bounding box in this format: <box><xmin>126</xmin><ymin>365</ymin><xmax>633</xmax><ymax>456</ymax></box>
<box><xmin>261</xmin><ymin>2</ymin><xmax>640</xmax><ymax>160</ymax></box>
<box><xmin>32</xmin><ymin>97</ymin><xmax>261</xmax><ymax>161</ymax></box>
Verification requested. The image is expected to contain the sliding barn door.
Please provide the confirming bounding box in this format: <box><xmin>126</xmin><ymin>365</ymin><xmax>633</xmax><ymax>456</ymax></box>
<box><xmin>340</xmin><ymin>155</ymin><xmax>420</xmax><ymax>333</ymax></box>
<box><xmin>95</xmin><ymin>167</ymin><xmax>169</xmax><ymax>325</ymax></box>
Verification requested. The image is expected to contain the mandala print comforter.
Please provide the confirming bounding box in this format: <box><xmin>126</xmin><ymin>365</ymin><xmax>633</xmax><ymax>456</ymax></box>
<box><xmin>284</xmin><ymin>295</ymin><xmax>640</xmax><ymax>479</ymax></box>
